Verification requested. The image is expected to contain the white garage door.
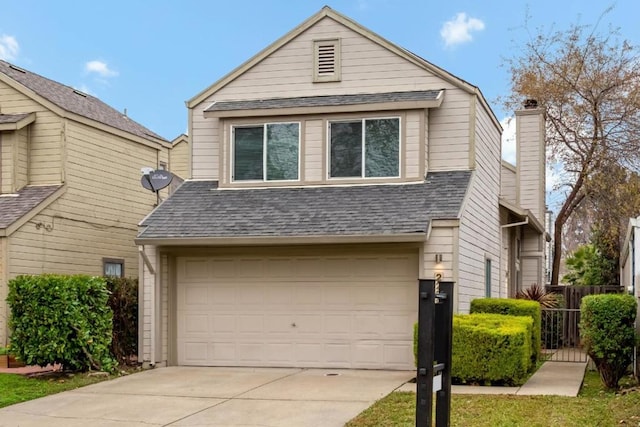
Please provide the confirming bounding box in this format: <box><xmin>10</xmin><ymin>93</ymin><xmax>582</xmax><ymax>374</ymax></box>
<box><xmin>176</xmin><ymin>248</ymin><xmax>418</xmax><ymax>370</ymax></box>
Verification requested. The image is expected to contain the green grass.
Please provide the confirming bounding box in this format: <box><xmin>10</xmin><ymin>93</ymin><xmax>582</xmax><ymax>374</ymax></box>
<box><xmin>346</xmin><ymin>371</ymin><xmax>640</xmax><ymax>427</ymax></box>
<box><xmin>0</xmin><ymin>372</ymin><xmax>112</xmax><ymax>408</ymax></box>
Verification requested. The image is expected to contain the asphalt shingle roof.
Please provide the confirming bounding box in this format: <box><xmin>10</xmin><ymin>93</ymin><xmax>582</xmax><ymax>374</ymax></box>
<box><xmin>204</xmin><ymin>90</ymin><xmax>443</xmax><ymax>112</ymax></box>
<box><xmin>0</xmin><ymin>60</ymin><xmax>166</xmax><ymax>141</ymax></box>
<box><xmin>0</xmin><ymin>113</ymin><xmax>30</xmax><ymax>124</ymax></box>
<box><xmin>137</xmin><ymin>171</ymin><xmax>471</xmax><ymax>241</ymax></box>
<box><xmin>0</xmin><ymin>185</ymin><xmax>63</xmax><ymax>229</ymax></box>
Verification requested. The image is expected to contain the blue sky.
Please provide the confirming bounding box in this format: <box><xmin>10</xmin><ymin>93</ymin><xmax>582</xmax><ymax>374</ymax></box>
<box><xmin>1</xmin><ymin>1</ymin><xmax>638</xmax><ymax>173</ymax></box>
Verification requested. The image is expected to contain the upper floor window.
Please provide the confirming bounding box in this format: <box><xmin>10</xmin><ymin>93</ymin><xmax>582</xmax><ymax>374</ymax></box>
<box><xmin>329</xmin><ymin>117</ymin><xmax>400</xmax><ymax>179</ymax></box>
<box><xmin>232</xmin><ymin>122</ymin><xmax>300</xmax><ymax>182</ymax></box>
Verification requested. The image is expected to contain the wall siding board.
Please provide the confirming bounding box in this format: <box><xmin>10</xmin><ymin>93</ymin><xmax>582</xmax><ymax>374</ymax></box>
<box><xmin>0</xmin><ymin>237</ymin><xmax>6</xmax><ymax>344</ymax></box>
<box><xmin>169</xmin><ymin>141</ymin><xmax>189</xmax><ymax>179</ymax></box>
<box><xmin>501</xmin><ymin>163</ymin><xmax>517</xmax><ymax>203</ymax></box>
<box><xmin>457</xmin><ymin>99</ymin><xmax>502</xmax><ymax>312</ymax></box>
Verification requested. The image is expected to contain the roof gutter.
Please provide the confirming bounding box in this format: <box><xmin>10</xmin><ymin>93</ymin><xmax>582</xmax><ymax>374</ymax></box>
<box><xmin>135</xmin><ymin>232</ymin><xmax>428</xmax><ymax>246</ymax></box>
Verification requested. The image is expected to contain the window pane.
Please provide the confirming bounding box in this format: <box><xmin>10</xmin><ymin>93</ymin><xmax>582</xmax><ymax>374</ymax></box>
<box><xmin>266</xmin><ymin>123</ymin><xmax>299</xmax><ymax>180</ymax></box>
<box><xmin>365</xmin><ymin>118</ymin><xmax>399</xmax><ymax>177</ymax></box>
<box><xmin>330</xmin><ymin>121</ymin><xmax>362</xmax><ymax>177</ymax></box>
<box><xmin>105</xmin><ymin>262</ymin><xmax>123</xmax><ymax>277</ymax></box>
<box><xmin>234</xmin><ymin>127</ymin><xmax>264</xmax><ymax>180</ymax></box>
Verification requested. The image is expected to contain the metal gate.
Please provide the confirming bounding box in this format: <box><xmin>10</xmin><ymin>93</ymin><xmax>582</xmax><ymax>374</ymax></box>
<box><xmin>541</xmin><ymin>308</ymin><xmax>588</xmax><ymax>362</ymax></box>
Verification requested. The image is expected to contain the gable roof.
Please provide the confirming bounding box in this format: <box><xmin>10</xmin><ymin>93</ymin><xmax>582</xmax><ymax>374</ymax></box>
<box><xmin>0</xmin><ymin>185</ymin><xmax>64</xmax><ymax>235</ymax></box>
<box><xmin>186</xmin><ymin>7</ymin><xmax>499</xmax><ymax>130</ymax></box>
<box><xmin>0</xmin><ymin>60</ymin><xmax>167</xmax><ymax>143</ymax></box>
<box><xmin>136</xmin><ymin>170</ymin><xmax>471</xmax><ymax>244</ymax></box>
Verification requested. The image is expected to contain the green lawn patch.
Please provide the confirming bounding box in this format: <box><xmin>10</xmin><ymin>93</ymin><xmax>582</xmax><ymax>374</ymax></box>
<box><xmin>0</xmin><ymin>372</ymin><xmax>112</xmax><ymax>408</ymax></box>
<box><xmin>346</xmin><ymin>371</ymin><xmax>640</xmax><ymax>427</ymax></box>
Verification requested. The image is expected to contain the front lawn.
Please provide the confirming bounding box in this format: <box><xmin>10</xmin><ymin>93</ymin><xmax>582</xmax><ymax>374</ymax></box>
<box><xmin>346</xmin><ymin>371</ymin><xmax>640</xmax><ymax>427</ymax></box>
<box><xmin>0</xmin><ymin>372</ymin><xmax>112</xmax><ymax>408</ymax></box>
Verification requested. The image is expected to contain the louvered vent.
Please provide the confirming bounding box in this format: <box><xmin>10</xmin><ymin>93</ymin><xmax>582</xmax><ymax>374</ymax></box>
<box><xmin>314</xmin><ymin>39</ymin><xmax>341</xmax><ymax>82</ymax></box>
<box><xmin>317</xmin><ymin>43</ymin><xmax>335</xmax><ymax>75</ymax></box>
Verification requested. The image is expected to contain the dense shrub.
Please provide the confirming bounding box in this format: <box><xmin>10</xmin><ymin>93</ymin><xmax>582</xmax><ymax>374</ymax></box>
<box><xmin>413</xmin><ymin>314</ymin><xmax>533</xmax><ymax>385</ymax></box>
<box><xmin>452</xmin><ymin>314</ymin><xmax>532</xmax><ymax>385</ymax></box>
<box><xmin>580</xmin><ymin>294</ymin><xmax>637</xmax><ymax>389</ymax></box>
<box><xmin>105</xmin><ymin>276</ymin><xmax>138</xmax><ymax>364</ymax></box>
<box><xmin>471</xmin><ymin>298</ymin><xmax>541</xmax><ymax>365</ymax></box>
<box><xmin>7</xmin><ymin>274</ymin><xmax>116</xmax><ymax>372</ymax></box>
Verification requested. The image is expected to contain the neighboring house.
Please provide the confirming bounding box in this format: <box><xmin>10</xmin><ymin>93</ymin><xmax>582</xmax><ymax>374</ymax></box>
<box><xmin>136</xmin><ymin>7</ymin><xmax>545</xmax><ymax>370</ymax></box>
<box><xmin>620</xmin><ymin>216</ymin><xmax>640</xmax><ymax>376</ymax></box>
<box><xmin>0</xmin><ymin>60</ymin><xmax>171</xmax><ymax>346</ymax></box>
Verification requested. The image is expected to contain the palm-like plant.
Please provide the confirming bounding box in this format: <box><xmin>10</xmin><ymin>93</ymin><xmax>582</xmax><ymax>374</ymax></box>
<box><xmin>516</xmin><ymin>283</ymin><xmax>561</xmax><ymax>308</ymax></box>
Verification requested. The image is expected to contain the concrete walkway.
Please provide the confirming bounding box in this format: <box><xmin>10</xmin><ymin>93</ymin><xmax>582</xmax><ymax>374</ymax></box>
<box><xmin>397</xmin><ymin>359</ymin><xmax>588</xmax><ymax>396</ymax></box>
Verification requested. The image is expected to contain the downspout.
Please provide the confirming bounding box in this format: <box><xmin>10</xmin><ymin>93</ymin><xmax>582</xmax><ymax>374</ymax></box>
<box><xmin>139</xmin><ymin>246</ymin><xmax>156</xmax><ymax>367</ymax></box>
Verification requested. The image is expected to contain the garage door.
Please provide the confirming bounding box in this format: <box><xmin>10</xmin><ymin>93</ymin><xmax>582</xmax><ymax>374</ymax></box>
<box><xmin>176</xmin><ymin>248</ymin><xmax>418</xmax><ymax>370</ymax></box>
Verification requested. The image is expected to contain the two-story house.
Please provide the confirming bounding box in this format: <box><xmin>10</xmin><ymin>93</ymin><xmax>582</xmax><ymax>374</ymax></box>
<box><xmin>0</xmin><ymin>60</ymin><xmax>173</xmax><ymax>346</ymax></box>
<box><xmin>136</xmin><ymin>7</ymin><xmax>545</xmax><ymax>370</ymax></box>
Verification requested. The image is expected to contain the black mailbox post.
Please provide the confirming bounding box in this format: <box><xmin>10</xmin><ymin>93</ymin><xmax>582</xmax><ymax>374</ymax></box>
<box><xmin>415</xmin><ymin>279</ymin><xmax>454</xmax><ymax>427</ymax></box>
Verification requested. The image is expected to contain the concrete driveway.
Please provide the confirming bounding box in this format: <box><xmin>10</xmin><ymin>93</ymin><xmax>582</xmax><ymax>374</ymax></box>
<box><xmin>0</xmin><ymin>367</ymin><xmax>413</xmax><ymax>426</ymax></box>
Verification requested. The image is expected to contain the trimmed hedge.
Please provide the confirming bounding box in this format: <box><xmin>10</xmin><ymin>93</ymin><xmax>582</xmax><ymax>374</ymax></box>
<box><xmin>471</xmin><ymin>298</ymin><xmax>541</xmax><ymax>365</ymax></box>
<box><xmin>7</xmin><ymin>274</ymin><xmax>116</xmax><ymax>372</ymax></box>
<box><xmin>580</xmin><ymin>294</ymin><xmax>637</xmax><ymax>389</ymax></box>
<box><xmin>452</xmin><ymin>313</ymin><xmax>533</xmax><ymax>385</ymax></box>
<box><xmin>105</xmin><ymin>276</ymin><xmax>138</xmax><ymax>364</ymax></box>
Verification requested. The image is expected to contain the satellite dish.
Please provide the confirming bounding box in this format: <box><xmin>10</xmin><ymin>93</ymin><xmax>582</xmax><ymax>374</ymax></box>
<box><xmin>141</xmin><ymin>169</ymin><xmax>173</xmax><ymax>192</ymax></box>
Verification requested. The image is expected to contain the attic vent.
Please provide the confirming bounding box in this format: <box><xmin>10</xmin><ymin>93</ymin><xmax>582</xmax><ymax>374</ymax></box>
<box><xmin>73</xmin><ymin>89</ymin><xmax>88</xmax><ymax>97</ymax></box>
<box><xmin>313</xmin><ymin>39</ymin><xmax>341</xmax><ymax>83</ymax></box>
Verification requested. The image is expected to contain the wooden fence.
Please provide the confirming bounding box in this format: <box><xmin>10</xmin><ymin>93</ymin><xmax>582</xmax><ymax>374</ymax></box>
<box><xmin>545</xmin><ymin>285</ymin><xmax>623</xmax><ymax>310</ymax></box>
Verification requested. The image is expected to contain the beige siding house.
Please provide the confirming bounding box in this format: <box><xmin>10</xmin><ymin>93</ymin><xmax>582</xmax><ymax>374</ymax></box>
<box><xmin>0</xmin><ymin>60</ymin><xmax>172</xmax><ymax>346</ymax></box>
<box><xmin>136</xmin><ymin>7</ymin><xmax>546</xmax><ymax>370</ymax></box>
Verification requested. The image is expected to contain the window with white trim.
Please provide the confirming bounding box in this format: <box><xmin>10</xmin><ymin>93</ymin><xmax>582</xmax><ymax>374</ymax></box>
<box><xmin>329</xmin><ymin>117</ymin><xmax>400</xmax><ymax>178</ymax></box>
<box><xmin>232</xmin><ymin>122</ymin><xmax>300</xmax><ymax>181</ymax></box>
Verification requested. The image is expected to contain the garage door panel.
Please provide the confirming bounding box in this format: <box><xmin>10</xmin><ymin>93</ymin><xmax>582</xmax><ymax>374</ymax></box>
<box><xmin>211</xmin><ymin>259</ymin><xmax>236</xmax><ymax>277</ymax></box>
<box><xmin>237</xmin><ymin>259</ymin><xmax>264</xmax><ymax>277</ymax></box>
<box><xmin>211</xmin><ymin>342</ymin><xmax>235</xmax><ymax>362</ymax></box>
<box><xmin>177</xmin><ymin>249</ymin><xmax>418</xmax><ymax>369</ymax></box>
<box><xmin>212</xmin><ymin>314</ymin><xmax>235</xmax><ymax>333</ymax></box>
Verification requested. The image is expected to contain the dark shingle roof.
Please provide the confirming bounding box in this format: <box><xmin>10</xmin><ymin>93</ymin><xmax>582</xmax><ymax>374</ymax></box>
<box><xmin>0</xmin><ymin>113</ymin><xmax>30</xmax><ymax>124</ymax></box>
<box><xmin>0</xmin><ymin>60</ymin><xmax>166</xmax><ymax>141</ymax></box>
<box><xmin>0</xmin><ymin>185</ymin><xmax>63</xmax><ymax>229</ymax></box>
<box><xmin>204</xmin><ymin>90</ymin><xmax>443</xmax><ymax>112</ymax></box>
<box><xmin>137</xmin><ymin>171</ymin><xmax>471</xmax><ymax>241</ymax></box>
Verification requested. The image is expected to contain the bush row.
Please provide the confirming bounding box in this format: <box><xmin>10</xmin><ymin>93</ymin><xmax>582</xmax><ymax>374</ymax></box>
<box><xmin>452</xmin><ymin>313</ymin><xmax>532</xmax><ymax>385</ymax></box>
<box><xmin>471</xmin><ymin>298</ymin><xmax>541</xmax><ymax>364</ymax></box>
<box><xmin>7</xmin><ymin>274</ymin><xmax>138</xmax><ymax>372</ymax></box>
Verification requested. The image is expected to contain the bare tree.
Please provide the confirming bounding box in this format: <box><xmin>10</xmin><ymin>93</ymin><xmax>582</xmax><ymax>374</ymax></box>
<box><xmin>503</xmin><ymin>10</ymin><xmax>640</xmax><ymax>286</ymax></box>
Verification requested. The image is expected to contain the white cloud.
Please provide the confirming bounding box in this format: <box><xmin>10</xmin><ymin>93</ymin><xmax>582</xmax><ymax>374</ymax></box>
<box><xmin>501</xmin><ymin>116</ymin><xmax>516</xmax><ymax>164</ymax></box>
<box><xmin>85</xmin><ymin>60</ymin><xmax>118</xmax><ymax>78</ymax></box>
<box><xmin>0</xmin><ymin>35</ymin><xmax>19</xmax><ymax>61</ymax></box>
<box><xmin>440</xmin><ymin>13</ymin><xmax>485</xmax><ymax>48</ymax></box>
